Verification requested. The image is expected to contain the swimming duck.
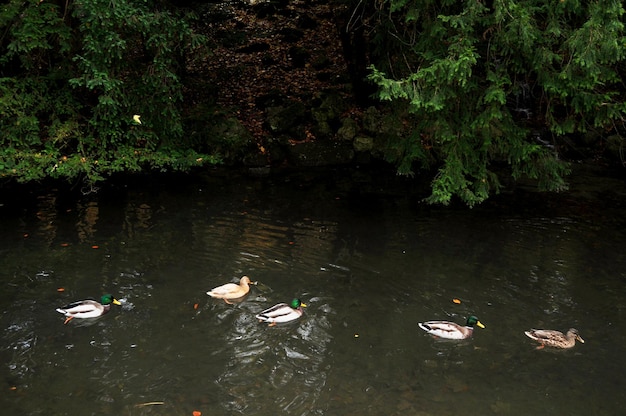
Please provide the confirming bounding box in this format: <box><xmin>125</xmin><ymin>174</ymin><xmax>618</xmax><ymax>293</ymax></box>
<box><xmin>524</xmin><ymin>328</ymin><xmax>584</xmax><ymax>349</ymax></box>
<box><xmin>418</xmin><ymin>315</ymin><xmax>485</xmax><ymax>340</ymax></box>
<box><xmin>206</xmin><ymin>276</ymin><xmax>255</xmax><ymax>303</ymax></box>
<box><xmin>56</xmin><ymin>294</ymin><xmax>122</xmax><ymax>324</ymax></box>
<box><xmin>256</xmin><ymin>298</ymin><xmax>307</xmax><ymax>326</ymax></box>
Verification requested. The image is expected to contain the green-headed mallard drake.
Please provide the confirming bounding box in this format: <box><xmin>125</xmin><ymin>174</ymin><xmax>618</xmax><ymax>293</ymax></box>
<box><xmin>418</xmin><ymin>315</ymin><xmax>485</xmax><ymax>340</ymax></box>
<box><xmin>256</xmin><ymin>298</ymin><xmax>307</xmax><ymax>326</ymax></box>
<box><xmin>524</xmin><ymin>328</ymin><xmax>584</xmax><ymax>349</ymax></box>
<box><xmin>56</xmin><ymin>294</ymin><xmax>121</xmax><ymax>324</ymax></box>
<box><xmin>206</xmin><ymin>276</ymin><xmax>255</xmax><ymax>304</ymax></box>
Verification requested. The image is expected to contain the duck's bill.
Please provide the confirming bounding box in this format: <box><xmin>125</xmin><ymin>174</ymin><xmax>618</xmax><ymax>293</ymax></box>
<box><xmin>577</xmin><ymin>336</ymin><xmax>585</xmax><ymax>343</ymax></box>
<box><xmin>476</xmin><ymin>321</ymin><xmax>485</xmax><ymax>329</ymax></box>
<box><xmin>113</xmin><ymin>299</ymin><xmax>122</xmax><ymax>305</ymax></box>
<box><xmin>301</xmin><ymin>303</ymin><xmax>307</xmax><ymax>308</ymax></box>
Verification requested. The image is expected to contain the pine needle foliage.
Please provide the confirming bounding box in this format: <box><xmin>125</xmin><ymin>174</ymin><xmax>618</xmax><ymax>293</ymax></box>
<box><xmin>367</xmin><ymin>0</ymin><xmax>626</xmax><ymax>206</ymax></box>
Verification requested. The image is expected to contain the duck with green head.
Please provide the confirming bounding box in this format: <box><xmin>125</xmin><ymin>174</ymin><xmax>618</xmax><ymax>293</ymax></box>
<box><xmin>256</xmin><ymin>298</ymin><xmax>307</xmax><ymax>326</ymax></box>
<box><xmin>418</xmin><ymin>315</ymin><xmax>485</xmax><ymax>340</ymax></box>
<box><xmin>56</xmin><ymin>294</ymin><xmax>121</xmax><ymax>324</ymax></box>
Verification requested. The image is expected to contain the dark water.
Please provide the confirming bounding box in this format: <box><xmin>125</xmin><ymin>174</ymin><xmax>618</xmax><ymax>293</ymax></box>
<box><xmin>1</xmin><ymin>167</ymin><xmax>625</xmax><ymax>416</ymax></box>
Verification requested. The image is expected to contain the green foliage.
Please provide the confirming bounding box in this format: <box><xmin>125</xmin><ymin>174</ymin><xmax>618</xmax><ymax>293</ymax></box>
<box><xmin>367</xmin><ymin>0</ymin><xmax>625</xmax><ymax>206</ymax></box>
<box><xmin>0</xmin><ymin>0</ymin><xmax>217</xmax><ymax>184</ymax></box>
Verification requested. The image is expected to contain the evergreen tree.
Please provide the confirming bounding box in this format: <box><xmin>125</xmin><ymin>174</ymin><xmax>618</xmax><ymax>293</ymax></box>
<box><xmin>367</xmin><ymin>0</ymin><xmax>626</xmax><ymax>206</ymax></box>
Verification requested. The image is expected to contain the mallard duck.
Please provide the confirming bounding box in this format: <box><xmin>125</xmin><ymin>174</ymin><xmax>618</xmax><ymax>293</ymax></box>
<box><xmin>256</xmin><ymin>298</ymin><xmax>307</xmax><ymax>326</ymax></box>
<box><xmin>524</xmin><ymin>328</ymin><xmax>584</xmax><ymax>349</ymax></box>
<box><xmin>418</xmin><ymin>315</ymin><xmax>485</xmax><ymax>340</ymax></box>
<box><xmin>56</xmin><ymin>294</ymin><xmax>121</xmax><ymax>324</ymax></box>
<box><xmin>206</xmin><ymin>276</ymin><xmax>255</xmax><ymax>303</ymax></box>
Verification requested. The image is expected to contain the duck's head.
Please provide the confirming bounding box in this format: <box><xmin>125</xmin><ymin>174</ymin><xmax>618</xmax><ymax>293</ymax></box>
<box><xmin>467</xmin><ymin>315</ymin><xmax>485</xmax><ymax>328</ymax></box>
<box><xmin>101</xmin><ymin>294</ymin><xmax>122</xmax><ymax>306</ymax></box>
<box><xmin>240</xmin><ymin>276</ymin><xmax>256</xmax><ymax>285</ymax></box>
<box><xmin>568</xmin><ymin>328</ymin><xmax>584</xmax><ymax>343</ymax></box>
<box><xmin>290</xmin><ymin>298</ymin><xmax>307</xmax><ymax>309</ymax></box>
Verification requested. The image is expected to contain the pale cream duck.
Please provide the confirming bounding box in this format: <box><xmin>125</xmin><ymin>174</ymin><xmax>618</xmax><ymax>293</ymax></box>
<box><xmin>206</xmin><ymin>276</ymin><xmax>255</xmax><ymax>303</ymax></box>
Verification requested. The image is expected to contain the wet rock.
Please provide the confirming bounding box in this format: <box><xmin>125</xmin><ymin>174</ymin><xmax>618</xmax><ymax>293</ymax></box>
<box><xmin>265</xmin><ymin>101</ymin><xmax>307</xmax><ymax>134</ymax></box>
<box><xmin>310</xmin><ymin>92</ymin><xmax>348</xmax><ymax>139</ymax></box>
<box><xmin>312</xmin><ymin>92</ymin><xmax>347</xmax><ymax>123</ymax></box>
<box><xmin>362</xmin><ymin>106</ymin><xmax>383</xmax><ymax>134</ymax></box>
<box><xmin>312</xmin><ymin>120</ymin><xmax>334</xmax><ymax>139</ymax></box>
<box><xmin>353</xmin><ymin>136</ymin><xmax>374</xmax><ymax>152</ymax></box>
<box><xmin>337</xmin><ymin>118</ymin><xmax>357</xmax><ymax>141</ymax></box>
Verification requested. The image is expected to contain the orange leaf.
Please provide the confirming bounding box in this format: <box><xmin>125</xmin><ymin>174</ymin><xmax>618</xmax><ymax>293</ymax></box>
<box><xmin>193</xmin><ymin>411</ymin><xmax>202</xmax><ymax>416</ymax></box>
<box><xmin>452</xmin><ymin>298</ymin><xmax>461</xmax><ymax>304</ymax></box>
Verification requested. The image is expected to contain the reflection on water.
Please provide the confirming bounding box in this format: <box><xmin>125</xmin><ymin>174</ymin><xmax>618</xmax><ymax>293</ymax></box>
<box><xmin>211</xmin><ymin>295</ymin><xmax>332</xmax><ymax>415</ymax></box>
<box><xmin>1</xmin><ymin>171</ymin><xmax>626</xmax><ymax>415</ymax></box>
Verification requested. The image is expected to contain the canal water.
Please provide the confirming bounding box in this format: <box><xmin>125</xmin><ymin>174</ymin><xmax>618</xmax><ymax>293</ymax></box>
<box><xmin>1</xmin><ymin>166</ymin><xmax>625</xmax><ymax>416</ymax></box>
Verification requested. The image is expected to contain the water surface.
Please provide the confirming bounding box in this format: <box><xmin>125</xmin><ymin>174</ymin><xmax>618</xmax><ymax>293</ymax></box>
<box><xmin>1</xmin><ymin>168</ymin><xmax>625</xmax><ymax>415</ymax></box>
